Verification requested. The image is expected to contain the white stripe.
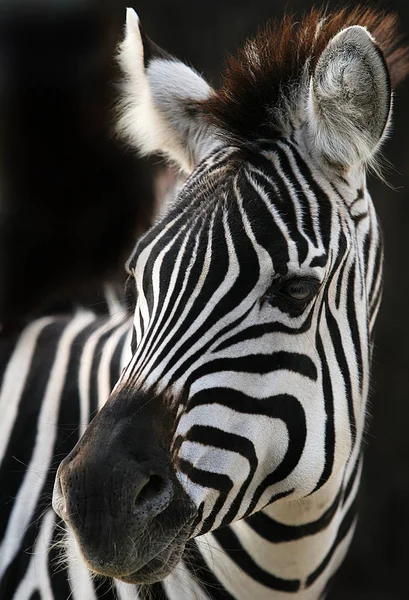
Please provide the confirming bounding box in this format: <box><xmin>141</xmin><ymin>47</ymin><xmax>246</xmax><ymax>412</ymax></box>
<box><xmin>66</xmin><ymin>528</ymin><xmax>96</xmax><ymax>600</ymax></box>
<box><xmin>78</xmin><ymin>317</ymin><xmax>128</xmax><ymax>437</ymax></box>
<box><xmin>130</xmin><ymin>214</ymin><xmax>193</xmax><ymax>373</ymax></box>
<box><xmin>134</xmin><ymin>206</ymin><xmax>208</xmax><ymax>371</ymax></box>
<box><xmin>0</xmin><ymin>317</ymin><xmax>54</xmax><ymax>468</ymax></box>
<box><xmin>163</xmin><ymin>559</ymin><xmax>208</xmax><ymax>600</ymax></box>
<box><xmin>97</xmin><ymin>318</ymin><xmax>131</xmax><ymax>409</ymax></box>
<box><xmin>123</xmin><ymin>212</ymin><xmax>216</xmax><ymax>387</ymax></box>
<box><xmin>115</xmin><ymin>580</ymin><xmax>142</xmax><ymax>599</ymax></box>
<box><xmin>13</xmin><ymin>508</ymin><xmax>56</xmax><ymax>600</ymax></box>
<box><xmin>103</xmin><ymin>283</ymin><xmax>127</xmax><ymax>318</ymax></box>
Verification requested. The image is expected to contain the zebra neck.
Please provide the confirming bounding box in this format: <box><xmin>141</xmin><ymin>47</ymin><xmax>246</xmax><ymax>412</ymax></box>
<box><xmin>161</xmin><ymin>459</ymin><xmax>362</xmax><ymax>600</ymax></box>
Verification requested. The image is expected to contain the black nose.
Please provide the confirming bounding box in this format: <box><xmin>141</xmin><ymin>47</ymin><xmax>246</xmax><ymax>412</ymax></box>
<box><xmin>54</xmin><ymin>459</ymin><xmax>174</xmax><ymax>524</ymax></box>
<box><xmin>51</xmin><ymin>391</ymin><xmax>196</xmax><ymax>580</ymax></box>
<box><xmin>53</xmin><ymin>450</ymin><xmax>175</xmax><ymax>574</ymax></box>
<box><xmin>55</xmin><ymin>453</ymin><xmax>175</xmax><ymax>525</ymax></box>
<box><xmin>51</xmin><ymin>394</ymin><xmax>178</xmax><ymax>575</ymax></box>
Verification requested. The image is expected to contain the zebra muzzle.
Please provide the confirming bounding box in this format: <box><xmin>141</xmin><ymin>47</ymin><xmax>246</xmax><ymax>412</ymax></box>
<box><xmin>52</xmin><ymin>390</ymin><xmax>196</xmax><ymax>582</ymax></box>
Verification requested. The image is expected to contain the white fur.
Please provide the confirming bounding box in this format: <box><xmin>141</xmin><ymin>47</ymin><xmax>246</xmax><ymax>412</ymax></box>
<box><xmin>117</xmin><ymin>8</ymin><xmax>219</xmax><ymax>172</ymax></box>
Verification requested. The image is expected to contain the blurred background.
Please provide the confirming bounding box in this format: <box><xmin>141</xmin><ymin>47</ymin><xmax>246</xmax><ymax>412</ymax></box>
<box><xmin>0</xmin><ymin>0</ymin><xmax>408</xmax><ymax>598</ymax></box>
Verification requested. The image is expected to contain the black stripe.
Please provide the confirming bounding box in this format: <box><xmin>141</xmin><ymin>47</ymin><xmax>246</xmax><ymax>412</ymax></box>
<box><xmin>306</xmin><ymin>499</ymin><xmax>358</xmax><ymax>587</ymax></box>
<box><xmin>282</xmin><ymin>141</ymin><xmax>333</xmax><ymax>251</ymax></box>
<box><xmin>275</xmin><ymin>144</ymin><xmax>318</xmax><ymax>251</ymax></box>
<box><xmin>0</xmin><ymin>319</ymin><xmax>65</xmax><ymax>537</ymax></box>
<box><xmin>184</xmin><ymin>425</ymin><xmax>258</xmax><ymax>530</ymax></box>
<box><xmin>363</xmin><ymin>230</ymin><xmax>371</xmax><ymax>274</ymax></box>
<box><xmin>184</xmin><ymin>539</ymin><xmax>236</xmax><ymax>600</ymax></box>
<box><xmin>275</xmin><ymin>144</ymin><xmax>319</xmax><ymax>248</ymax></box>
<box><xmin>239</xmin><ymin>168</ymin><xmax>290</xmax><ymax>273</ymax></box>
<box><xmin>184</xmin><ymin>390</ymin><xmax>306</xmax><ymax>516</ymax></box>
<box><xmin>311</xmin><ymin>326</ymin><xmax>335</xmax><ymax>494</ymax></box>
<box><xmin>367</xmin><ymin>232</ymin><xmax>384</xmax><ymax>318</ymax></box>
<box><xmin>310</xmin><ymin>252</ymin><xmax>328</xmax><ymax>268</ymax></box>
<box><xmin>185</xmin><ymin>352</ymin><xmax>317</xmax><ymax>394</ymax></box>
<box><xmin>48</xmin><ymin>519</ymin><xmax>75</xmax><ymax>600</ymax></box>
<box><xmin>93</xmin><ymin>576</ymin><xmax>115</xmax><ymax>598</ymax></box>
<box><xmin>334</xmin><ymin>251</ymin><xmax>349</xmax><ymax>310</ymax></box>
<box><xmin>246</xmin><ymin>165</ymin><xmax>308</xmax><ymax>265</ymax></box>
<box><xmin>168</xmin><ymin>306</ymin><xmax>253</xmax><ymax>387</ymax></box>
<box><xmin>214</xmin><ymin>308</ymin><xmax>314</xmax><ymax>353</ymax></box>
<box><xmin>135</xmin><ymin>208</ymin><xmax>207</xmax><ymax>369</ymax></box>
<box><xmin>369</xmin><ymin>279</ymin><xmax>383</xmax><ymax>327</ymax></box>
<box><xmin>179</xmin><ymin>458</ymin><xmax>233</xmax><ymax>535</ymax></box>
<box><xmin>89</xmin><ymin>320</ymin><xmax>123</xmax><ymax>408</ymax></box>
<box><xmin>213</xmin><ymin>526</ymin><xmax>300</xmax><ymax>593</ymax></box>
<box><xmin>310</xmin><ymin>236</ymin><xmax>350</xmax><ymax>495</ymax></box>
<box><xmin>325</xmin><ymin>302</ymin><xmax>357</xmax><ymax>448</ymax></box>
<box><xmin>145</xmin><ymin>582</ymin><xmax>168</xmax><ymax>600</ymax></box>
<box><xmin>346</xmin><ymin>263</ymin><xmax>365</xmax><ymax>397</ymax></box>
<box><xmin>134</xmin><ymin>200</ymin><xmax>229</xmax><ymax>383</ymax></box>
<box><xmin>342</xmin><ymin>455</ymin><xmax>361</xmax><ymax>506</ymax></box>
<box><xmin>247</xmin><ymin>486</ymin><xmax>342</xmax><ymax>543</ymax></box>
<box><xmin>110</xmin><ymin>330</ymin><xmax>128</xmax><ymax>392</ymax></box>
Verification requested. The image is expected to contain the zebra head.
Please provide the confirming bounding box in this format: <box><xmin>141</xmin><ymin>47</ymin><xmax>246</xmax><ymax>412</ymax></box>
<box><xmin>53</xmin><ymin>8</ymin><xmax>403</xmax><ymax>587</ymax></box>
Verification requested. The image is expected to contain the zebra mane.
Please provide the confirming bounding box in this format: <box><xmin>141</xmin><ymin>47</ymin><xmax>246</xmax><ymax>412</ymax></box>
<box><xmin>202</xmin><ymin>6</ymin><xmax>409</xmax><ymax>144</ymax></box>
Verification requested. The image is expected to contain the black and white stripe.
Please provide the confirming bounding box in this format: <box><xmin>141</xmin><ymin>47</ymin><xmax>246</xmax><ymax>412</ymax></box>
<box><xmin>1</xmin><ymin>6</ymin><xmax>403</xmax><ymax>600</ymax></box>
<box><xmin>0</xmin><ymin>138</ymin><xmax>380</xmax><ymax>599</ymax></box>
<box><xmin>0</xmin><ymin>304</ymin><xmax>131</xmax><ymax>600</ymax></box>
<box><xmin>112</xmin><ymin>141</ymin><xmax>380</xmax><ymax>598</ymax></box>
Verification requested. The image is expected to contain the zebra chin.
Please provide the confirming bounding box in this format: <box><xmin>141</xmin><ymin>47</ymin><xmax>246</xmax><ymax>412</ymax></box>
<box><xmin>65</xmin><ymin>517</ymin><xmax>194</xmax><ymax>584</ymax></box>
<box><xmin>54</xmin><ymin>471</ymin><xmax>197</xmax><ymax>584</ymax></box>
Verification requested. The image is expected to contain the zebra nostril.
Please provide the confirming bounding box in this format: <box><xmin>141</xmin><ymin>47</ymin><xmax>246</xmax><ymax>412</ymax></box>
<box><xmin>134</xmin><ymin>474</ymin><xmax>169</xmax><ymax>510</ymax></box>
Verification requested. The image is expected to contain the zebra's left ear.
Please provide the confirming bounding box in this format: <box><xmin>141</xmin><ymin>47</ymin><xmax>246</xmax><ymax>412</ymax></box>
<box><xmin>307</xmin><ymin>25</ymin><xmax>391</xmax><ymax>167</ymax></box>
<box><xmin>116</xmin><ymin>8</ymin><xmax>219</xmax><ymax>173</ymax></box>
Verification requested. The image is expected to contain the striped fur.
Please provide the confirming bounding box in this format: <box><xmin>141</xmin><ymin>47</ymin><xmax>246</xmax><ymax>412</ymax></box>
<box><xmin>115</xmin><ymin>141</ymin><xmax>382</xmax><ymax>598</ymax></box>
<box><xmin>0</xmin><ymin>140</ymin><xmax>382</xmax><ymax>600</ymax></box>
<box><xmin>0</xmin><ymin>294</ymin><xmax>132</xmax><ymax>599</ymax></box>
<box><xmin>1</xmin><ymin>6</ymin><xmax>406</xmax><ymax>600</ymax></box>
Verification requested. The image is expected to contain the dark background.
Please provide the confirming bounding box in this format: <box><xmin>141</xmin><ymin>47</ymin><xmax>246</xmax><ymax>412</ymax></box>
<box><xmin>1</xmin><ymin>0</ymin><xmax>409</xmax><ymax>598</ymax></box>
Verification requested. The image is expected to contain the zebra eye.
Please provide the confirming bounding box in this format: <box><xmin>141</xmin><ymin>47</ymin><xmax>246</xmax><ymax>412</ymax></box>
<box><xmin>280</xmin><ymin>278</ymin><xmax>320</xmax><ymax>304</ymax></box>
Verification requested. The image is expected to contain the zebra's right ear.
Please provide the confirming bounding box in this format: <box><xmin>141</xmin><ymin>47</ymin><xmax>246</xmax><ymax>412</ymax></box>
<box><xmin>116</xmin><ymin>8</ymin><xmax>219</xmax><ymax>173</ymax></box>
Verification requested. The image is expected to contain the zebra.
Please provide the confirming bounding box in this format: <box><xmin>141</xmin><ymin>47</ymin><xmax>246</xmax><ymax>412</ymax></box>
<box><xmin>1</xmin><ymin>6</ymin><xmax>407</xmax><ymax>600</ymax></box>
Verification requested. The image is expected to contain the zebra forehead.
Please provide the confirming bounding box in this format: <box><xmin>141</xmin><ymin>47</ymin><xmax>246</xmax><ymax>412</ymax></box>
<box><xmin>127</xmin><ymin>147</ymin><xmax>333</xmax><ymax>274</ymax></box>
